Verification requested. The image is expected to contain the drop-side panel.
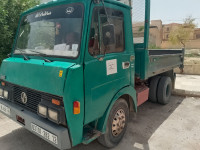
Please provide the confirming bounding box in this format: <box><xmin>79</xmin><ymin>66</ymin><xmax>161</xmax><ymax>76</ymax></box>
<box><xmin>147</xmin><ymin>49</ymin><xmax>184</xmax><ymax>78</ymax></box>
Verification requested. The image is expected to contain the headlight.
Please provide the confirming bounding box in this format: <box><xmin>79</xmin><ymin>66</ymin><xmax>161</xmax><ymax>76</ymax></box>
<box><xmin>0</xmin><ymin>89</ymin><xmax>3</xmax><ymax>96</ymax></box>
<box><xmin>48</xmin><ymin>109</ymin><xmax>58</xmax><ymax>122</ymax></box>
<box><xmin>3</xmin><ymin>90</ymin><xmax>8</xmax><ymax>99</ymax></box>
<box><xmin>38</xmin><ymin>104</ymin><xmax>47</xmax><ymax>117</ymax></box>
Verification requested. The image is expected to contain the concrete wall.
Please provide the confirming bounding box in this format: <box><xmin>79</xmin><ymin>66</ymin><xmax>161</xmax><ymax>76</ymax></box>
<box><xmin>175</xmin><ymin>65</ymin><xmax>200</xmax><ymax>75</ymax></box>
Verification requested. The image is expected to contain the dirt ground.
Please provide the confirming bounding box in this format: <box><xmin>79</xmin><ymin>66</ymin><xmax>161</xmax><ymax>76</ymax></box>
<box><xmin>1</xmin><ymin>96</ymin><xmax>200</xmax><ymax>150</ymax></box>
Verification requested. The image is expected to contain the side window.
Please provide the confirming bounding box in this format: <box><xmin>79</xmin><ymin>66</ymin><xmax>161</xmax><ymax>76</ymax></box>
<box><xmin>88</xmin><ymin>7</ymin><xmax>124</xmax><ymax>56</ymax></box>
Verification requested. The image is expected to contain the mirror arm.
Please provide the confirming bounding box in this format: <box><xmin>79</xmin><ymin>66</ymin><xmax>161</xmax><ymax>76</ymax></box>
<box><xmin>99</xmin><ymin>0</ymin><xmax>111</xmax><ymax>58</ymax></box>
<box><xmin>97</xmin><ymin>11</ymin><xmax>102</xmax><ymax>54</ymax></box>
<box><xmin>101</xmin><ymin>0</ymin><xmax>110</xmax><ymax>24</ymax></box>
<box><xmin>92</xmin><ymin>1</ymin><xmax>113</xmax><ymax>61</ymax></box>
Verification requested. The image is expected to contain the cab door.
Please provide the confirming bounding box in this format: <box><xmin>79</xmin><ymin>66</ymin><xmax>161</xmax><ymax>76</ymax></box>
<box><xmin>84</xmin><ymin>5</ymin><xmax>131</xmax><ymax>124</ymax></box>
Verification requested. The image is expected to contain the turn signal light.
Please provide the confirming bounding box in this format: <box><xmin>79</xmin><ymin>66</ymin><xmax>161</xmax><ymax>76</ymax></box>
<box><xmin>52</xmin><ymin>99</ymin><xmax>60</xmax><ymax>106</ymax></box>
<box><xmin>73</xmin><ymin>101</ymin><xmax>80</xmax><ymax>115</ymax></box>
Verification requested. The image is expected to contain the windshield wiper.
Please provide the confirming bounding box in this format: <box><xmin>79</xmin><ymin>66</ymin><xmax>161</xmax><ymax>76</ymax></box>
<box><xmin>27</xmin><ymin>49</ymin><xmax>51</xmax><ymax>62</ymax></box>
<box><xmin>16</xmin><ymin>48</ymin><xmax>29</xmax><ymax>60</ymax></box>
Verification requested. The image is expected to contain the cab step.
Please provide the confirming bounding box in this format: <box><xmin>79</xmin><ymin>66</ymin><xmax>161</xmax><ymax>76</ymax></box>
<box><xmin>83</xmin><ymin>127</ymin><xmax>102</xmax><ymax>144</ymax></box>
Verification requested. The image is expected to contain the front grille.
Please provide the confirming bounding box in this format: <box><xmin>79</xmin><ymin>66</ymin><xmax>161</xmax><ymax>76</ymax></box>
<box><xmin>3</xmin><ymin>82</ymin><xmax>63</xmax><ymax>113</ymax></box>
<box><xmin>13</xmin><ymin>85</ymin><xmax>42</xmax><ymax>112</ymax></box>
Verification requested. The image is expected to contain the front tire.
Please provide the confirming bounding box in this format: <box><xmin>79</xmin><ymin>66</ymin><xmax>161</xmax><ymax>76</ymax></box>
<box><xmin>98</xmin><ymin>98</ymin><xmax>129</xmax><ymax>148</ymax></box>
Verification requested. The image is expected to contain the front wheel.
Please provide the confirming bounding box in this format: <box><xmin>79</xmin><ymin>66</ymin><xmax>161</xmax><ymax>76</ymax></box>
<box><xmin>98</xmin><ymin>98</ymin><xmax>129</xmax><ymax>148</ymax></box>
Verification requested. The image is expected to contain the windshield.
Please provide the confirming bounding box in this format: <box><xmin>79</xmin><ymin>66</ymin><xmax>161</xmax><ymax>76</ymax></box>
<box><xmin>14</xmin><ymin>3</ymin><xmax>84</xmax><ymax>58</ymax></box>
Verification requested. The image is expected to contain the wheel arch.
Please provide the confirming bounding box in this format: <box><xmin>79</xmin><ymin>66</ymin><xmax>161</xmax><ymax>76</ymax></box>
<box><xmin>120</xmin><ymin>94</ymin><xmax>135</xmax><ymax>112</ymax></box>
<box><xmin>97</xmin><ymin>86</ymin><xmax>137</xmax><ymax>133</ymax></box>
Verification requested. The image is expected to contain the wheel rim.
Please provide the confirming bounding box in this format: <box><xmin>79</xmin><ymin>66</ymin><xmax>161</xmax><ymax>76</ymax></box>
<box><xmin>112</xmin><ymin>109</ymin><xmax>126</xmax><ymax>137</ymax></box>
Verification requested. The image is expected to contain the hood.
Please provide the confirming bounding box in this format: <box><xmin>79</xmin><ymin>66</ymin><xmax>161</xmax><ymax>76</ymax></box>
<box><xmin>0</xmin><ymin>57</ymin><xmax>75</xmax><ymax>96</ymax></box>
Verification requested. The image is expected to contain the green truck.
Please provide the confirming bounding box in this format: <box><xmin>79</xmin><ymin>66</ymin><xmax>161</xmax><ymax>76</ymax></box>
<box><xmin>0</xmin><ymin>0</ymin><xmax>184</xmax><ymax>149</ymax></box>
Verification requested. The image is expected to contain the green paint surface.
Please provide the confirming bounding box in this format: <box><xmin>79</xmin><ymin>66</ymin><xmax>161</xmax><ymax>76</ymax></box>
<box><xmin>0</xmin><ymin>0</ymin><xmax>184</xmax><ymax>148</ymax></box>
<box><xmin>0</xmin><ymin>57</ymin><xmax>75</xmax><ymax>96</ymax></box>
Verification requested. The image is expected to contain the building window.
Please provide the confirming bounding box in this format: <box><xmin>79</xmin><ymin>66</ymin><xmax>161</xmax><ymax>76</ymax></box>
<box><xmin>166</xmin><ymin>34</ymin><xmax>169</xmax><ymax>39</ymax></box>
<box><xmin>167</xmin><ymin>27</ymin><xmax>170</xmax><ymax>32</ymax></box>
<box><xmin>196</xmin><ymin>34</ymin><xmax>200</xmax><ymax>39</ymax></box>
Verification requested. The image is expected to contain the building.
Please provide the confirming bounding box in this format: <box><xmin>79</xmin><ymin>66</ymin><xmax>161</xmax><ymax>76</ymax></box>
<box><xmin>149</xmin><ymin>20</ymin><xmax>163</xmax><ymax>47</ymax></box>
<box><xmin>162</xmin><ymin>23</ymin><xmax>181</xmax><ymax>41</ymax></box>
<box><xmin>194</xmin><ymin>28</ymin><xmax>200</xmax><ymax>39</ymax></box>
<box><xmin>148</xmin><ymin>20</ymin><xmax>200</xmax><ymax>49</ymax></box>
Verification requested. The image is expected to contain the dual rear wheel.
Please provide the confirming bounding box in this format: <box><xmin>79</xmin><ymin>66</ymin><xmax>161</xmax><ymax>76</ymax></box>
<box><xmin>149</xmin><ymin>76</ymin><xmax>172</xmax><ymax>104</ymax></box>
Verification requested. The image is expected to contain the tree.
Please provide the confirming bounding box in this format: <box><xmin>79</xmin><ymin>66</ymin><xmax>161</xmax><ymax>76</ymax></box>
<box><xmin>0</xmin><ymin>0</ymin><xmax>39</xmax><ymax>63</ymax></box>
<box><xmin>169</xmin><ymin>16</ymin><xmax>196</xmax><ymax>48</ymax></box>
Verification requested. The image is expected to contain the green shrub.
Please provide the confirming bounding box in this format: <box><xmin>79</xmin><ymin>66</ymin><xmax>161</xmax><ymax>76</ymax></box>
<box><xmin>149</xmin><ymin>44</ymin><xmax>161</xmax><ymax>49</ymax></box>
<box><xmin>0</xmin><ymin>0</ymin><xmax>39</xmax><ymax>63</ymax></box>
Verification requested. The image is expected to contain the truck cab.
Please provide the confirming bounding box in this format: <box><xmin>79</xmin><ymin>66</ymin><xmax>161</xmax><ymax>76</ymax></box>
<box><xmin>0</xmin><ymin>0</ymin><xmax>184</xmax><ymax>149</ymax></box>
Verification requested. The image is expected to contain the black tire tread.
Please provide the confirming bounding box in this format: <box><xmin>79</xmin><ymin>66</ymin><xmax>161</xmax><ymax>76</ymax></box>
<box><xmin>149</xmin><ymin>76</ymin><xmax>161</xmax><ymax>103</ymax></box>
<box><xmin>157</xmin><ymin>76</ymin><xmax>172</xmax><ymax>105</ymax></box>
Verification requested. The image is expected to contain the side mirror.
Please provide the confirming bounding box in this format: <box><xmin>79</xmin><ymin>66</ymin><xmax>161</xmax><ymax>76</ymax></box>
<box><xmin>102</xmin><ymin>24</ymin><xmax>115</xmax><ymax>46</ymax></box>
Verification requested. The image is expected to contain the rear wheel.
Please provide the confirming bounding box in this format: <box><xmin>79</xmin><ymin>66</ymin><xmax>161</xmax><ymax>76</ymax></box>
<box><xmin>157</xmin><ymin>76</ymin><xmax>172</xmax><ymax>105</ymax></box>
<box><xmin>98</xmin><ymin>98</ymin><xmax>129</xmax><ymax>148</ymax></box>
<box><xmin>149</xmin><ymin>76</ymin><xmax>161</xmax><ymax>103</ymax></box>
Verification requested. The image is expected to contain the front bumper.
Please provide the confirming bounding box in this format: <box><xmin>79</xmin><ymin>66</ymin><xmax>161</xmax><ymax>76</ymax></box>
<box><xmin>0</xmin><ymin>98</ymin><xmax>71</xmax><ymax>150</ymax></box>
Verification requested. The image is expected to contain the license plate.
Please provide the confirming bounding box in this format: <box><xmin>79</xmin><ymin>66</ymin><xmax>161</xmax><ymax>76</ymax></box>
<box><xmin>31</xmin><ymin>123</ymin><xmax>58</xmax><ymax>145</ymax></box>
<box><xmin>0</xmin><ymin>103</ymin><xmax>10</xmax><ymax>116</ymax></box>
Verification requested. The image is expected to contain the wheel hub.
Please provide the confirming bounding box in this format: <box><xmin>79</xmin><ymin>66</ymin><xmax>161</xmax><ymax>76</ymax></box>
<box><xmin>112</xmin><ymin>109</ymin><xmax>126</xmax><ymax>137</ymax></box>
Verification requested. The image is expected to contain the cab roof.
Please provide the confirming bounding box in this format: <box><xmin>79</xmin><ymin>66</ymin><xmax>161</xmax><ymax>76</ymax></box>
<box><xmin>22</xmin><ymin>0</ymin><xmax>131</xmax><ymax>16</ymax></box>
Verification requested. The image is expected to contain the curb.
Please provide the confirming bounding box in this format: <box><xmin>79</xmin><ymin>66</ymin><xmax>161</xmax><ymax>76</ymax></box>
<box><xmin>172</xmin><ymin>89</ymin><xmax>200</xmax><ymax>98</ymax></box>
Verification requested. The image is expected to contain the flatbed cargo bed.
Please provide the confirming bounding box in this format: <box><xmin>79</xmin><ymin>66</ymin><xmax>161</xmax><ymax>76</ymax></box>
<box><xmin>147</xmin><ymin>49</ymin><xmax>184</xmax><ymax>78</ymax></box>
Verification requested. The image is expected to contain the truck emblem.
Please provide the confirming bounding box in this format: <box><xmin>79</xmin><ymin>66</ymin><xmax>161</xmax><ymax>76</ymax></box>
<box><xmin>21</xmin><ymin>92</ymin><xmax>28</xmax><ymax>104</ymax></box>
<box><xmin>66</xmin><ymin>7</ymin><xmax>74</xmax><ymax>14</ymax></box>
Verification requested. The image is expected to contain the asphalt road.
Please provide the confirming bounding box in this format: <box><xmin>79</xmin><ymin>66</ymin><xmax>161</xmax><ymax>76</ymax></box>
<box><xmin>0</xmin><ymin>96</ymin><xmax>200</xmax><ymax>150</ymax></box>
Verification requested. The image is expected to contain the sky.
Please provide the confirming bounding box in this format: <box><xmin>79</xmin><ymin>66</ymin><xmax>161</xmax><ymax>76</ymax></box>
<box><xmin>151</xmin><ymin>0</ymin><xmax>200</xmax><ymax>27</ymax></box>
<box><xmin>40</xmin><ymin>0</ymin><xmax>200</xmax><ymax>27</ymax></box>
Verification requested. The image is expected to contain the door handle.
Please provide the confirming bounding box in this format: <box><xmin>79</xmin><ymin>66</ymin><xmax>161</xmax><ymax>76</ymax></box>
<box><xmin>122</xmin><ymin>62</ymin><xmax>130</xmax><ymax>69</ymax></box>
